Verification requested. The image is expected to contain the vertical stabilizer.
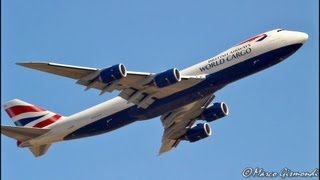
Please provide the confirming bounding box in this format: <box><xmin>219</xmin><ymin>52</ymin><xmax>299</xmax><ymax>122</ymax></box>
<box><xmin>3</xmin><ymin>99</ymin><xmax>63</xmax><ymax>128</ymax></box>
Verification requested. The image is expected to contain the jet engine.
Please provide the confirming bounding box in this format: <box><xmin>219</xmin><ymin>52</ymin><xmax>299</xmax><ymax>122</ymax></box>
<box><xmin>200</xmin><ymin>102</ymin><xmax>229</xmax><ymax>122</ymax></box>
<box><xmin>99</xmin><ymin>64</ymin><xmax>127</xmax><ymax>84</ymax></box>
<box><xmin>153</xmin><ymin>68</ymin><xmax>181</xmax><ymax>88</ymax></box>
<box><xmin>185</xmin><ymin>123</ymin><xmax>212</xmax><ymax>142</ymax></box>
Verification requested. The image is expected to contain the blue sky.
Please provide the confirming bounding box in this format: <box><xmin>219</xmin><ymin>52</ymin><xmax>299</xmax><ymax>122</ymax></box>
<box><xmin>1</xmin><ymin>1</ymin><xmax>318</xmax><ymax>180</ymax></box>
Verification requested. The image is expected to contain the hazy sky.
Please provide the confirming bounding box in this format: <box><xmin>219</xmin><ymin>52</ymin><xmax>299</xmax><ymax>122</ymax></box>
<box><xmin>2</xmin><ymin>1</ymin><xmax>318</xmax><ymax>180</ymax></box>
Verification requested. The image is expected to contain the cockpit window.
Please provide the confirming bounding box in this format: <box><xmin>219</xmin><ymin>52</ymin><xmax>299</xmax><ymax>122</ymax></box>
<box><xmin>277</xmin><ymin>29</ymin><xmax>285</xmax><ymax>32</ymax></box>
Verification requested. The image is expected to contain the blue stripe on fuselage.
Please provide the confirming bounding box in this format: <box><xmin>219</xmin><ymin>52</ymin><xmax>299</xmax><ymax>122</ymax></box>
<box><xmin>64</xmin><ymin>43</ymin><xmax>303</xmax><ymax>140</ymax></box>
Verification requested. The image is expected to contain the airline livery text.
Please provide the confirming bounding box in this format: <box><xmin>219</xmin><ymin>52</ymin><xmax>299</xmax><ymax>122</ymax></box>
<box><xmin>200</xmin><ymin>44</ymin><xmax>252</xmax><ymax>72</ymax></box>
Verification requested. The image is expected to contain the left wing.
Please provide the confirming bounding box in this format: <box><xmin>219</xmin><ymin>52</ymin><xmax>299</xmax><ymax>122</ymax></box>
<box><xmin>159</xmin><ymin>94</ymin><xmax>215</xmax><ymax>155</ymax></box>
<box><xmin>17</xmin><ymin>62</ymin><xmax>206</xmax><ymax>109</ymax></box>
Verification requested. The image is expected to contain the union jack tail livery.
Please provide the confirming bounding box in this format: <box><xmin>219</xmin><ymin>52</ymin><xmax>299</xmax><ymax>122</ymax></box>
<box><xmin>4</xmin><ymin>99</ymin><xmax>62</xmax><ymax>128</ymax></box>
<box><xmin>2</xmin><ymin>99</ymin><xmax>65</xmax><ymax>157</ymax></box>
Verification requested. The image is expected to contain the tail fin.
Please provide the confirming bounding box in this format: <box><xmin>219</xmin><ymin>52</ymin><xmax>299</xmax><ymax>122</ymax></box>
<box><xmin>3</xmin><ymin>99</ymin><xmax>63</xmax><ymax>128</ymax></box>
<box><xmin>2</xmin><ymin>99</ymin><xmax>61</xmax><ymax>157</ymax></box>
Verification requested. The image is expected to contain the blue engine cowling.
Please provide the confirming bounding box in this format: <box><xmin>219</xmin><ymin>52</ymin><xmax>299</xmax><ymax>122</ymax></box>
<box><xmin>200</xmin><ymin>102</ymin><xmax>229</xmax><ymax>122</ymax></box>
<box><xmin>153</xmin><ymin>68</ymin><xmax>181</xmax><ymax>88</ymax></box>
<box><xmin>99</xmin><ymin>64</ymin><xmax>127</xmax><ymax>84</ymax></box>
<box><xmin>185</xmin><ymin>123</ymin><xmax>212</xmax><ymax>143</ymax></box>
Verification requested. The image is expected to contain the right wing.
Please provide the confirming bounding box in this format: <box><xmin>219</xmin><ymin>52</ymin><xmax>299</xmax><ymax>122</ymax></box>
<box><xmin>159</xmin><ymin>94</ymin><xmax>215</xmax><ymax>155</ymax></box>
<box><xmin>17</xmin><ymin>62</ymin><xmax>206</xmax><ymax>109</ymax></box>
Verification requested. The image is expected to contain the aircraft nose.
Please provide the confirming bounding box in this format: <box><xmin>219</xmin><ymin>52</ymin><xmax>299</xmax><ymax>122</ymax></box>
<box><xmin>296</xmin><ymin>32</ymin><xmax>309</xmax><ymax>44</ymax></box>
<box><xmin>284</xmin><ymin>31</ymin><xmax>309</xmax><ymax>46</ymax></box>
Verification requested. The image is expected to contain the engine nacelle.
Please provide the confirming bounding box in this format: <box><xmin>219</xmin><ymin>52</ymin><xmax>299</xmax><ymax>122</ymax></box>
<box><xmin>185</xmin><ymin>123</ymin><xmax>212</xmax><ymax>143</ymax></box>
<box><xmin>200</xmin><ymin>102</ymin><xmax>229</xmax><ymax>122</ymax></box>
<box><xmin>99</xmin><ymin>64</ymin><xmax>127</xmax><ymax>84</ymax></box>
<box><xmin>153</xmin><ymin>68</ymin><xmax>181</xmax><ymax>88</ymax></box>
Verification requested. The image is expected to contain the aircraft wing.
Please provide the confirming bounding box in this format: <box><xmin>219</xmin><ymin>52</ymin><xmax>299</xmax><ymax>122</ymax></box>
<box><xmin>17</xmin><ymin>62</ymin><xmax>206</xmax><ymax>108</ymax></box>
<box><xmin>159</xmin><ymin>94</ymin><xmax>215</xmax><ymax>155</ymax></box>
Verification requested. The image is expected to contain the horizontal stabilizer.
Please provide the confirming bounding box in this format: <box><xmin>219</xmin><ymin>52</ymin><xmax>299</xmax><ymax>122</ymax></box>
<box><xmin>29</xmin><ymin>144</ymin><xmax>51</xmax><ymax>157</ymax></box>
<box><xmin>1</xmin><ymin>125</ymin><xmax>50</xmax><ymax>142</ymax></box>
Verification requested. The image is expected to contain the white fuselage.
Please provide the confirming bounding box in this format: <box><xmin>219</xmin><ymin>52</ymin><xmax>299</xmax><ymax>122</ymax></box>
<box><xmin>28</xmin><ymin>29</ymin><xmax>308</xmax><ymax>146</ymax></box>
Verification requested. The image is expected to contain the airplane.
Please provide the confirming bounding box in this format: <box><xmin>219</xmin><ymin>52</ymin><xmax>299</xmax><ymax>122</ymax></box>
<box><xmin>2</xmin><ymin>28</ymin><xmax>308</xmax><ymax>157</ymax></box>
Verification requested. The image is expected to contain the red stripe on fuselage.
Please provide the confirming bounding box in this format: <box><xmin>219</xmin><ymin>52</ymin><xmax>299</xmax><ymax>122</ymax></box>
<box><xmin>33</xmin><ymin>114</ymin><xmax>62</xmax><ymax>128</ymax></box>
<box><xmin>238</xmin><ymin>34</ymin><xmax>266</xmax><ymax>45</ymax></box>
<box><xmin>5</xmin><ymin>105</ymin><xmax>46</xmax><ymax>118</ymax></box>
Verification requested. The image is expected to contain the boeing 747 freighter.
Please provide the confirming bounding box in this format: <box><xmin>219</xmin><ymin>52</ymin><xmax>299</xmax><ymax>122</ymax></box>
<box><xmin>2</xmin><ymin>29</ymin><xmax>308</xmax><ymax>157</ymax></box>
